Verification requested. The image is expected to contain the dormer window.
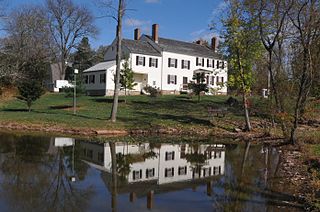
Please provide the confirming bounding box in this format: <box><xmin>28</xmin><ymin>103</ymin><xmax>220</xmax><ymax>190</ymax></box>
<box><xmin>168</xmin><ymin>58</ymin><xmax>177</xmax><ymax>68</ymax></box>
<box><xmin>136</xmin><ymin>56</ymin><xmax>145</xmax><ymax>66</ymax></box>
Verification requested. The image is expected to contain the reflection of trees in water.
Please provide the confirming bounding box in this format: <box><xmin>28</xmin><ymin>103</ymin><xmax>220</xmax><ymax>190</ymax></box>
<box><xmin>185</xmin><ymin>144</ymin><xmax>208</xmax><ymax>178</ymax></box>
<box><xmin>0</xmin><ymin>135</ymin><xmax>93</xmax><ymax>212</ymax></box>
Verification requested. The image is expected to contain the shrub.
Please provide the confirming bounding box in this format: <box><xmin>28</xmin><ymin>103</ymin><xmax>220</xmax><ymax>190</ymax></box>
<box><xmin>143</xmin><ymin>85</ymin><xmax>161</xmax><ymax>98</ymax></box>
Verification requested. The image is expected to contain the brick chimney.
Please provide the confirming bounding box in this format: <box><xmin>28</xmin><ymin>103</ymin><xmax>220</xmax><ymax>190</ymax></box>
<box><xmin>152</xmin><ymin>24</ymin><xmax>159</xmax><ymax>43</ymax></box>
<box><xmin>134</xmin><ymin>28</ymin><xmax>141</xmax><ymax>40</ymax></box>
<box><xmin>196</xmin><ymin>40</ymin><xmax>204</xmax><ymax>45</ymax></box>
<box><xmin>211</xmin><ymin>37</ymin><xmax>218</xmax><ymax>52</ymax></box>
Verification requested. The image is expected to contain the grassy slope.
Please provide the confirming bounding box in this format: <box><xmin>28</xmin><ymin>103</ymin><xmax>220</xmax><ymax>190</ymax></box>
<box><xmin>0</xmin><ymin>93</ymin><xmax>244</xmax><ymax>131</ymax></box>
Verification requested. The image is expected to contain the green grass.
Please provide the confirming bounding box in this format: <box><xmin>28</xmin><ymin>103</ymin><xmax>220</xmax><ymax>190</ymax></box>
<box><xmin>0</xmin><ymin>93</ymin><xmax>240</xmax><ymax>131</ymax></box>
<box><xmin>312</xmin><ymin>145</ymin><xmax>320</xmax><ymax>156</ymax></box>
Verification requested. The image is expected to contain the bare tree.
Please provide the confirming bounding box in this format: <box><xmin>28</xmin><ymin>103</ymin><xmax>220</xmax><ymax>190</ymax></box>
<box><xmin>288</xmin><ymin>0</ymin><xmax>320</xmax><ymax>144</ymax></box>
<box><xmin>0</xmin><ymin>6</ymin><xmax>52</xmax><ymax>82</ymax></box>
<box><xmin>46</xmin><ymin>0</ymin><xmax>97</xmax><ymax>80</ymax></box>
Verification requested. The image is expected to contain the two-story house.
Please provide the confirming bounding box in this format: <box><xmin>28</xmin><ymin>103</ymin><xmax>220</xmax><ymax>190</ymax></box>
<box><xmin>83</xmin><ymin>24</ymin><xmax>228</xmax><ymax>96</ymax></box>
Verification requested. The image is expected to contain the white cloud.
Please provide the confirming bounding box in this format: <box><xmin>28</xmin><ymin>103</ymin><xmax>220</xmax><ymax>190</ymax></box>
<box><xmin>190</xmin><ymin>29</ymin><xmax>218</xmax><ymax>42</ymax></box>
<box><xmin>144</xmin><ymin>0</ymin><xmax>160</xmax><ymax>3</ymax></box>
<box><xmin>124</xmin><ymin>18</ymin><xmax>150</xmax><ymax>27</ymax></box>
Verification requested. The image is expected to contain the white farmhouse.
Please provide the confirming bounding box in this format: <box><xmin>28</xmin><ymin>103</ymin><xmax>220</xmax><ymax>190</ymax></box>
<box><xmin>83</xmin><ymin>24</ymin><xmax>228</xmax><ymax>96</ymax></box>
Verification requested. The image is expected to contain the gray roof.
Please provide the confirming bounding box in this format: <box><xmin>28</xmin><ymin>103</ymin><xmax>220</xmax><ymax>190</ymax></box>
<box><xmin>122</xmin><ymin>39</ymin><xmax>161</xmax><ymax>56</ymax></box>
<box><xmin>144</xmin><ymin>35</ymin><xmax>223</xmax><ymax>59</ymax></box>
<box><xmin>83</xmin><ymin>61</ymin><xmax>116</xmax><ymax>73</ymax></box>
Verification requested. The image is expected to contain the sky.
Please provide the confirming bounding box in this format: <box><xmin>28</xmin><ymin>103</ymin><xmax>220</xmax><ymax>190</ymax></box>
<box><xmin>3</xmin><ymin>0</ymin><xmax>227</xmax><ymax>49</ymax></box>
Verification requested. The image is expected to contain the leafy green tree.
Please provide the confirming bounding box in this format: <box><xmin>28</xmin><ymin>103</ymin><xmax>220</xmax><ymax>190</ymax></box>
<box><xmin>188</xmin><ymin>72</ymin><xmax>208</xmax><ymax>102</ymax></box>
<box><xmin>17</xmin><ymin>80</ymin><xmax>45</xmax><ymax>112</ymax></box>
<box><xmin>221</xmin><ymin>0</ymin><xmax>263</xmax><ymax>131</ymax></box>
<box><xmin>120</xmin><ymin>58</ymin><xmax>137</xmax><ymax>98</ymax></box>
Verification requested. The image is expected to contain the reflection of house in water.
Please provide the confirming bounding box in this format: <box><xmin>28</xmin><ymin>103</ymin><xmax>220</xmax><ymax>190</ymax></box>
<box><xmin>79</xmin><ymin>141</ymin><xmax>225</xmax><ymax>185</ymax></box>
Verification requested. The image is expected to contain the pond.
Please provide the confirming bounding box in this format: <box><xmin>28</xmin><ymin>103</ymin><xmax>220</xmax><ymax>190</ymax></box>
<box><xmin>0</xmin><ymin>132</ymin><xmax>304</xmax><ymax>212</ymax></box>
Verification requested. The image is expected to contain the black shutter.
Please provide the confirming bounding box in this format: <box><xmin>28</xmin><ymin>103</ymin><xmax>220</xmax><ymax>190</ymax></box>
<box><xmin>222</xmin><ymin>77</ymin><xmax>224</xmax><ymax>83</ymax></box>
<box><xmin>188</xmin><ymin>61</ymin><xmax>190</xmax><ymax>69</ymax></box>
<box><xmin>212</xmin><ymin>60</ymin><xmax>215</xmax><ymax>68</ymax></box>
<box><xmin>181</xmin><ymin>60</ymin><xmax>184</xmax><ymax>69</ymax></box>
<box><xmin>168</xmin><ymin>58</ymin><xmax>171</xmax><ymax>67</ymax></box>
<box><xmin>196</xmin><ymin>57</ymin><xmax>198</xmax><ymax>66</ymax></box>
<box><xmin>217</xmin><ymin>60</ymin><xmax>219</xmax><ymax>68</ymax></box>
<box><xmin>167</xmin><ymin>75</ymin><xmax>170</xmax><ymax>84</ymax></box>
<box><xmin>202</xmin><ymin>58</ymin><xmax>204</xmax><ymax>67</ymax></box>
<box><xmin>140</xmin><ymin>170</ymin><xmax>142</xmax><ymax>179</ymax></box>
<box><xmin>156</xmin><ymin>59</ymin><xmax>158</xmax><ymax>68</ymax></box>
<box><xmin>184</xmin><ymin>166</ymin><xmax>187</xmax><ymax>174</ymax></box>
<box><xmin>165</xmin><ymin>169</ymin><xmax>168</xmax><ymax>177</ymax></box>
<box><xmin>149</xmin><ymin>58</ymin><xmax>152</xmax><ymax>67</ymax></box>
<box><xmin>133</xmin><ymin>172</ymin><xmax>136</xmax><ymax>180</ymax></box>
<box><xmin>172</xmin><ymin>151</ymin><xmax>175</xmax><ymax>160</ymax></box>
<box><xmin>165</xmin><ymin>152</ymin><xmax>168</xmax><ymax>160</ymax></box>
<box><xmin>143</xmin><ymin>57</ymin><xmax>146</xmax><ymax>66</ymax></box>
<box><xmin>136</xmin><ymin>56</ymin><xmax>139</xmax><ymax>66</ymax></box>
<box><xmin>172</xmin><ymin>168</ymin><xmax>174</xmax><ymax>176</ymax></box>
<box><xmin>175</xmin><ymin>59</ymin><xmax>177</xmax><ymax>68</ymax></box>
<box><xmin>207</xmin><ymin>59</ymin><xmax>209</xmax><ymax>67</ymax></box>
<box><xmin>174</xmin><ymin>75</ymin><xmax>177</xmax><ymax>85</ymax></box>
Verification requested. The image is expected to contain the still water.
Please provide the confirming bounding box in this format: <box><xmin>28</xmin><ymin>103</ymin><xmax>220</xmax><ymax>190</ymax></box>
<box><xmin>0</xmin><ymin>132</ymin><xmax>303</xmax><ymax>212</ymax></box>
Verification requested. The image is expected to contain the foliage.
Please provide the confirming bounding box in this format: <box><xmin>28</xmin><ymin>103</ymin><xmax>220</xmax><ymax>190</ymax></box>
<box><xmin>143</xmin><ymin>85</ymin><xmax>161</xmax><ymax>98</ymax></box>
<box><xmin>61</xmin><ymin>81</ymin><xmax>86</xmax><ymax>98</ymax></box>
<box><xmin>120</xmin><ymin>58</ymin><xmax>137</xmax><ymax>96</ymax></box>
<box><xmin>17</xmin><ymin>80</ymin><xmax>45</xmax><ymax>112</ymax></box>
<box><xmin>73</xmin><ymin>37</ymin><xmax>94</xmax><ymax>73</ymax></box>
<box><xmin>188</xmin><ymin>72</ymin><xmax>208</xmax><ymax>102</ymax></box>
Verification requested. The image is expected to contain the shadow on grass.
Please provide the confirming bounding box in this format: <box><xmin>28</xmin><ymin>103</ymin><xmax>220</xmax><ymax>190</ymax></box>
<box><xmin>1</xmin><ymin>107</ymin><xmax>108</xmax><ymax>121</ymax></box>
<box><xmin>1</xmin><ymin>108</ymin><xmax>29</xmax><ymax>112</ymax></box>
<box><xmin>135</xmin><ymin>111</ymin><xmax>212</xmax><ymax>126</ymax></box>
<box><xmin>90</xmin><ymin>98</ymin><xmax>125</xmax><ymax>103</ymax></box>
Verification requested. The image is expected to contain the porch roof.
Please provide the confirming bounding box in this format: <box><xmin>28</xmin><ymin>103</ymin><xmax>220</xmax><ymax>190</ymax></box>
<box><xmin>193</xmin><ymin>69</ymin><xmax>213</xmax><ymax>74</ymax></box>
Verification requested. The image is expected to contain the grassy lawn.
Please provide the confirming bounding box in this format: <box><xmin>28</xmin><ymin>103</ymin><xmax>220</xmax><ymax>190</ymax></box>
<box><xmin>0</xmin><ymin>93</ymin><xmax>243</xmax><ymax>131</ymax></box>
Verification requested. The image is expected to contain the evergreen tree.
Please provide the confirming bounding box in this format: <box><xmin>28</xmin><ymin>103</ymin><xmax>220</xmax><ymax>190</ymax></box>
<box><xmin>17</xmin><ymin>80</ymin><xmax>45</xmax><ymax>112</ymax></box>
<box><xmin>73</xmin><ymin>37</ymin><xmax>94</xmax><ymax>73</ymax></box>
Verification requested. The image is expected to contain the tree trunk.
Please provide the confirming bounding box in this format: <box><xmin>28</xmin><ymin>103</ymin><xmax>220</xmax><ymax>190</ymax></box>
<box><xmin>110</xmin><ymin>0</ymin><xmax>124</xmax><ymax>122</ymax></box>
<box><xmin>243</xmin><ymin>93</ymin><xmax>251</xmax><ymax>131</ymax></box>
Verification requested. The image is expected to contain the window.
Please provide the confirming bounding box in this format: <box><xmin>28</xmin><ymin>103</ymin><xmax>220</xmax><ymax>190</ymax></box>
<box><xmin>213</xmin><ymin>166</ymin><xmax>222</xmax><ymax>175</ymax></box>
<box><xmin>183</xmin><ymin>77</ymin><xmax>188</xmax><ymax>84</ymax></box>
<box><xmin>84</xmin><ymin>75</ymin><xmax>89</xmax><ymax>84</ymax></box>
<box><xmin>136</xmin><ymin>56</ymin><xmax>145</xmax><ymax>66</ymax></box>
<box><xmin>133</xmin><ymin>170</ymin><xmax>142</xmax><ymax>180</ymax></box>
<box><xmin>203</xmin><ymin>167</ymin><xmax>212</xmax><ymax>177</ymax></box>
<box><xmin>210</xmin><ymin>76</ymin><xmax>215</xmax><ymax>85</ymax></box>
<box><xmin>178</xmin><ymin>166</ymin><xmax>187</xmax><ymax>175</ymax></box>
<box><xmin>89</xmin><ymin>75</ymin><xmax>95</xmax><ymax>84</ymax></box>
<box><xmin>207</xmin><ymin>59</ymin><xmax>213</xmax><ymax>67</ymax></box>
<box><xmin>149</xmin><ymin>58</ymin><xmax>158</xmax><ymax>68</ymax></box>
<box><xmin>153</xmin><ymin>81</ymin><xmax>156</xmax><ymax>86</ymax></box>
<box><xmin>167</xmin><ymin>75</ymin><xmax>177</xmax><ymax>84</ymax></box>
<box><xmin>165</xmin><ymin>167</ymin><xmax>174</xmax><ymax>177</ymax></box>
<box><xmin>100</xmin><ymin>73</ymin><xmax>106</xmax><ymax>83</ymax></box>
<box><xmin>146</xmin><ymin>168</ymin><xmax>155</xmax><ymax>178</ymax></box>
<box><xmin>181</xmin><ymin>60</ymin><xmax>190</xmax><ymax>69</ymax></box>
<box><xmin>196</xmin><ymin>57</ymin><xmax>204</xmax><ymax>66</ymax></box>
<box><xmin>168</xmin><ymin>58</ymin><xmax>178</xmax><ymax>68</ymax></box>
<box><xmin>165</xmin><ymin>151</ymin><xmax>175</xmax><ymax>161</ymax></box>
<box><xmin>98</xmin><ymin>152</ymin><xmax>104</xmax><ymax>163</ymax></box>
<box><xmin>214</xmin><ymin>151</ymin><xmax>222</xmax><ymax>159</ymax></box>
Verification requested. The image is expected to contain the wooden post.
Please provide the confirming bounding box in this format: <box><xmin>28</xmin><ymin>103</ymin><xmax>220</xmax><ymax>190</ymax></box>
<box><xmin>147</xmin><ymin>190</ymin><xmax>154</xmax><ymax>209</ymax></box>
